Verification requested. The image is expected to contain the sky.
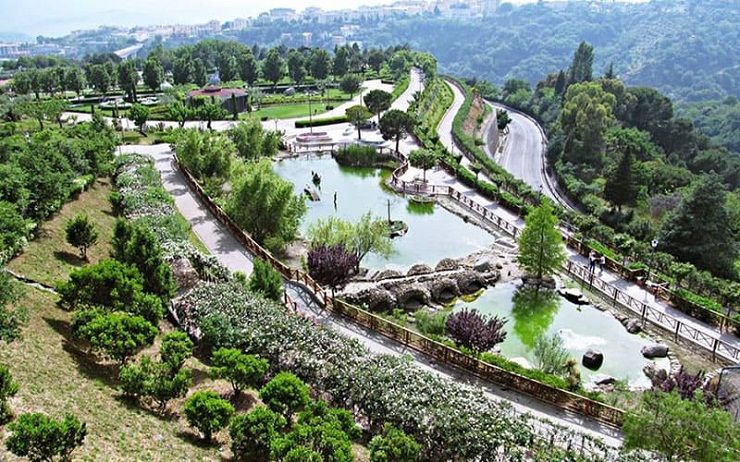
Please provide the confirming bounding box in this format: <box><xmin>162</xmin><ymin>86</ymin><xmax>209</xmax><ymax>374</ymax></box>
<box><xmin>0</xmin><ymin>0</ymin><xmax>394</xmax><ymax>37</ymax></box>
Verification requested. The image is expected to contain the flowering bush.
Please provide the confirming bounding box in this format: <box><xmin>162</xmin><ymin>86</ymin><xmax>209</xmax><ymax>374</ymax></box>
<box><xmin>446</xmin><ymin>308</ymin><xmax>507</xmax><ymax>353</ymax></box>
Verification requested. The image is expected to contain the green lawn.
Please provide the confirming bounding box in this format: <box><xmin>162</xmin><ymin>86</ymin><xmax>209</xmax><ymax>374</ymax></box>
<box><xmin>246</xmin><ymin>103</ymin><xmax>334</xmax><ymax>120</ymax></box>
<box><xmin>8</xmin><ymin>179</ymin><xmax>118</xmax><ymax>287</ymax></box>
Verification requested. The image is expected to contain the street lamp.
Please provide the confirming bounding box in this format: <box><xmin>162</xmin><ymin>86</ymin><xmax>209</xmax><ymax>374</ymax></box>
<box><xmin>646</xmin><ymin>238</ymin><xmax>659</xmax><ymax>286</ymax></box>
<box><xmin>307</xmin><ymin>91</ymin><xmax>315</xmax><ymax>134</ymax></box>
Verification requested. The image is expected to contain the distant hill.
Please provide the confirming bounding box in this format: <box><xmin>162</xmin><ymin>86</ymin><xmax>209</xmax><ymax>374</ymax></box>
<box><xmin>356</xmin><ymin>0</ymin><xmax>739</xmax><ymax>102</ymax></box>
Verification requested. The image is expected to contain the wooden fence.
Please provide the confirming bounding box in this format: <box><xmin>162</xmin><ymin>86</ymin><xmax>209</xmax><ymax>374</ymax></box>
<box><xmin>173</xmin><ymin>155</ymin><xmax>626</xmax><ymax>427</ymax></box>
<box><xmin>389</xmin><ymin>160</ymin><xmax>740</xmax><ymax>363</ymax></box>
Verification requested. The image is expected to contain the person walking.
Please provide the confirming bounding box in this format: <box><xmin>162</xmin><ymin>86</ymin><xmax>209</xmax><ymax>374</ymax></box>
<box><xmin>588</xmin><ymin>250</ymin><xmax>596</xmax><ymax>274</ymax></box>
<box><xmin>599</xmin><ymin>255</ymin><xmax>606</xmax><ymax>274</ymax></box>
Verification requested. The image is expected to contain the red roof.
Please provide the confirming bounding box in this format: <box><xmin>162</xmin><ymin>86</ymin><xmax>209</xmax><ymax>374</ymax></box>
<box><xmin>187</xmin><ymin>85</ymin><xmax>246</xmax><ymax>99</ymax></box>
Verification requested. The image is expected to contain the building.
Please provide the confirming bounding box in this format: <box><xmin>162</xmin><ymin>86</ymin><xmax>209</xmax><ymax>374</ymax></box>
<box><xmin>187</xmin><ymin>85</ymin><xmax>248</xmax><ymax>114</ymax></box>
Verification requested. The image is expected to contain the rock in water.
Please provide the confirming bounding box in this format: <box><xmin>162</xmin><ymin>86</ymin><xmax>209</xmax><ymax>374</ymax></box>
<box><xmin>641</xmin><ymin>343</ymin><xmax>669</xmax><ymax>358</ymax></box>
<box><xmin>582</xmin><ymin>349</ymin><xmax>604</xmax><ymax>369</ymax></box>
<box><xmin>625</xmin><ymin>319</ymin><xmax>642</xmax><ymax>334</ymax></box>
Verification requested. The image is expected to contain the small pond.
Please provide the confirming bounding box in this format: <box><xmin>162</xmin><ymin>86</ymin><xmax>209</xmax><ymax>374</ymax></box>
<box><xmin>452</xmin><ymin>282</ymin><xmax>670</xmax><ymax>388</ymax></box>
<box><xmin>274</xmin><ymin>155</ymin><xmax>495</xmax><ymax>270</ymax></box>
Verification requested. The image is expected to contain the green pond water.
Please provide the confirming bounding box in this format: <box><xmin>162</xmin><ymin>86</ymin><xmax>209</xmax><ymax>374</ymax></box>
<box><xmin>274</xmin><ymin>155</ymin><xmax>495</xmax><ymax>270</ymax></box>
<box><xmin>454</xmin><ymin>282</ymin><xmax>670</xmax><ymax>388</ymax></box>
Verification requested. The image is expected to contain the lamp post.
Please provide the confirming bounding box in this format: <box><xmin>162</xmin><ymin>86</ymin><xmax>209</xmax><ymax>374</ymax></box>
<box><xmin>646</xmin><ymin>238</ymin><xmax>659</xmax><ymax>285</ymax></box>
<box><xmin>307</xmin><ymin>91</ymin><xmax>314</xmax><ymax>134</ymax></box>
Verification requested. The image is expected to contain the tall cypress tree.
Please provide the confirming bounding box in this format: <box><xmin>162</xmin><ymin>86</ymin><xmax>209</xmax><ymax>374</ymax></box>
<box><xmin>604</xmin><ymin>150</ymin><xmax>637</xmax><ymax>211</ymax></box>
<box><xmin>568</xmin><ymin>42</ymin><xmax>594</xmax><ymax>84</ymax></box>
<box><xmin>517</xmin><ymin>203</ymin><xmax>566</xmax><ymax>281</ymax></box>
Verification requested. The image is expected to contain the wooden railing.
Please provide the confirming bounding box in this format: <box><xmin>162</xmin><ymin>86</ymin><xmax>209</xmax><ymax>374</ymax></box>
<box><xmin>173</xmin><ymin>155</ymin><xmax>626</xmax><ymax>427</ymax></box>
<box><xmin>389</xmin><ymin>158</ymin><xmax>740</xmax><ymax>362</ymax></box>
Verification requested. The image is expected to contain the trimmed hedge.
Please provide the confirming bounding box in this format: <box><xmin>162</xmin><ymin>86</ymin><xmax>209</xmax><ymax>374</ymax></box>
<box><xmin>294</xmin><ymin>115</ymin><xmax>348</xmax><ymax>128</ymax></box>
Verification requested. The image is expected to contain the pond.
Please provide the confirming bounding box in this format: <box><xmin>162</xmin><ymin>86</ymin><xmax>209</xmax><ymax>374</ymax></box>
<box><xmin>274</xmin><ymin>155</ymin><xmax>495</xmax><ymax>270</ymax></box>
<box><xmin>453</xmin><ymin>282</ymin><xmax>670</xmax><ymax>388</ymax></box>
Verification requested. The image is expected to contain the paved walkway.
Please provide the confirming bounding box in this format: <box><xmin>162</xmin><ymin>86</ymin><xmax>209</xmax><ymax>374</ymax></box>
<box><xmin>399</xmin><ymin>80</ymin><xmax>740</xmax><ymax>362</ymax></box>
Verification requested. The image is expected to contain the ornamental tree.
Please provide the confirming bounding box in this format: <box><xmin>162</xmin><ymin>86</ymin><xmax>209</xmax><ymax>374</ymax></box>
<box><xmin>229</xmin><ymin>406</ymin><xmax>287</xmax><ymax>461</ymax></box>
<box><xmin>65</xmin><ymin>213</ymin><xmax>98</xmax><ymax>260</ymax></box>
<box><xmin>380</xmin><ymin>109</ymin><xmax>415</xmax><ymax>153</ymax></box>
<box><xmin>339</xmin><ymin>74</ymin><xmax>362</xmax><ymax>99</ymax></box>
<box><xmin>184</xmin><ymin>390</ymin><xmax>235</xmax><ymax>442</ymax></box>
<box><xmin>118</xmin><ymin>356</ymin><xmax>192</xmax><ymax>412</ymax></box>
<box><xmin>259</xmin><ymin>372</ymin><xmax>310</xmax><ymax>418</ymax></box>
<box><xmin>262</xmin><ymin>49</ymin><xmax>284</xmax><ymax>87</ymax></box>
<box><xmin>517</xmin><ymin>202</ymin><xmax>566</xmax><ymax>281</ymax></box>
<box><xmin>445</xmin><ymin>308</ymin><xmax>507</xmax><ymax>353</ymax></box>
<box><xmin>73</xmin><ymin>311</ymin><xmax>157</xmax><ymax>365</ymax></box>
<box><xmin>345</xmin><ymin>105</ymin><xmax>372</xmax><ymax>140</ymax></box>
<box><xmin>127</xmin><ymin>104</ymin><xmax>150</xmax><ymax>135</ymax></box>
<box><xmin>307</xmin><ymin>212</ymin><xmax>392</xmax><ymax>271</ymax></box>
<box><xmin>142</xmin><ymin>56</ymin><xmax>164</xmax><ymax>91</ymax></box>
<box><xmin>210</xmin><ymin>348</ymin><xmax>269</xmax><ymax>396</ymax></box>
<box><xmin>248</xmin><ymin>258</ymin><xmax>283</xmax><ymax>302</ymax></box>
<box><xmin>159</xmin><ymin>331</ymin><xmax>194</xmax><ymax>375</ymax></box>
<box><xmin>408</xmin><ymin>149</ymin><xmax>437</xmax><ymax>182</ymax></box>
<box><xmin>5</xmin><ymin>413</ymin><xmax>86</xmax><ymax>462</ymax></box>
<box><xmin>306</xmin><ymin>244</ymin><xmax>359</xmax><ymax>291</ymax></box>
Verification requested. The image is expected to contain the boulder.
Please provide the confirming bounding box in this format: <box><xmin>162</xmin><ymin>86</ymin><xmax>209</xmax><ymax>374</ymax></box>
<box><xmin>625</xmin><ymin>319</ymin><xmax>642</xmax><ymax>334</ymax></box>
<box><xmin>407</xmin><ymin>264</ymin><xmax>433</xmax><ymax>277</ymax></box>
<box><xmin>346</xmin><ymin>288</ymin><xmax>395</xmax><ymax>312</ymax></box>
<box><xmin>435</xmin><ymin>258</ymin><xmax>459</xmax><ymax>272</ymax></box>
<box><xmin>171</xmin><ymin>258</ymin><xmax>200</xmax><ymax>292</ymax></box>
<box><xmin>641</xmin><ymin>343</ymin><xmax>669</xmax><ymax>358</ymax></box>
<box><xmin>473</xmin><ymin>257</ymin><xmax>496</xmax><ymax>273</ymax></box>
<box><xmin>373</xmin><ymin>269</ymin><xmax>402</xmax><ymax>281</ymax></box>
<box><xmin>394</xmin><ymin>284</ymin><xmax>431</xmax><ymax>310</ymax></box>
<box><xmin>582</xmin><ymin>349</ymin><xmax>604</xmax><ymax>370</ymax></box>
<box><xmin>430</xmin><ymin>278</ymin><xmax>460</xmax><ymax>303</ymax></box>
<box><xmin>642</xmin><ymin>363</ymin><xmax>666</xmax><ymax>381</ymax></box>
<box><xmin>559</xmin><ymin>288</ymin><xmax>589</xmax><ymax>305</ymax></box>
<box><xmin>456</xmin><ymin>270</ymin><xmax>487</xmax><ymax>294</ymax></box>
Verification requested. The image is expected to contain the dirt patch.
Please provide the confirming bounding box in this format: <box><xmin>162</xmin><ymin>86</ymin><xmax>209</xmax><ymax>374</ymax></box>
<box><xmin>463</xmin><ymin>95</ymin><xmax>486</xmax><ymax>135</ymax></box>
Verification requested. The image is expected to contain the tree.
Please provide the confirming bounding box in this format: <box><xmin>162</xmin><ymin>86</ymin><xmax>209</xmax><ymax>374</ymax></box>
<box><xmin>379</xmin><ymin>109</ymin><xmax>415</xmax><ymax>153</ymax></box>
<box><xmin>259</xmin><ymin>372</ymin><xmax>310</xmax><ymax>418</ymax></box>
<box><xmin>224</xmin><ymin>159</ymin><xmax>306</xmax><ymax>250</ymax></box>
<box><xmin>659</xmin><ymin>177</ymin><xmax>737</xmax><ymax>278</ymax></box>
<box><xmin>64</xmin><ymin>67</ymin><xmax>86</xmax><ymax>96</ymax></box>
<box><xmin>339</xmin><ymin>74</ymin><xmax>362</xmax><ymax>99</ymax></box>
<box><xmin>64</xmin><ymin>214</ymin><xmax>98</xmax><ymax>260</ymax></box>
<box><xmin>262</xmin><ymin>49</ymin><xmax>284</xmax><ymax>87</ymax></box>
<box><xmin>368</xmin><ymin>424</ymin><xmax>421</xmax><ymax>462</ymax></box>
<box><xmin>18</xmin><ymin>98</ymin><xmax>67</xmax><ymax>130</ymax></box>
<box><xmin>5</xmin><ymin>413</ymin><xmax>86</xmax><ymax>462</ymax></box>
<box><xmin>248</xmin><ymin>258</ymin><xmax>283</xmax><ymax>302</ymax></box>
<box><xmin>367</xmin><ymin>49</ymin><xmax>385</xmax><ymax>73</ymax></box>
<box><xmin>408</xmin><ymin>149</ymin><xmax>437</xmax><ymax>182</ymax></box>
<box><xmin>218</xmin><ymin>54</ymin><xmax>239</xmax><ymax>83</ymax></box>
<box><xmin>533</xmin><ymin>334</ymin><xmax>570</xmax><ymax>376</ymax></box>
<box><xmin>117</xmin><ymin>61</ymin><xmax>139</xmax><ymax>102</ymax></box>
<box><xmin>560</xmin><ymin>81</ymin><xmax>616</xmax><ymax>167</ymax></box>
<box><xmin>172</xmin><ymin>57</ymin><xmax>193</xmax><ymax>85</ymax></box>
<box><xmin>159</xmin><ymin>330</ymin><xmax>193</xmax><ymax>375</ymax></box>
<box><xmin>192</xmin><ymin>58</ymin><xmax>208</xmax><ymax>87</ymax></box>
<box><xmin>210</xmin><ymin>348</ymin><xmax>269</xmax><ymax>396</ymax></box>
<box><xmin>238</xmin><ymin>51</ymin><xmax>259</xmax><ymax>86</ymax></box>
<box><xmin>568</xmin><ymin>41</ymin><xmax>594</xmax><ymax>84</ymax></box>
<box><xmin>118</xmin><ymin>356</ymin><xmax>192</xmax><ymax>412</ymax></box>
<box><xmin>173</xmin><ymin>129</ymin><xmax>233</xmax><ymax>182</ymax></box>
<box><xmin>345</xmin><ymin>105</ymin><xmax>372</xmax><ymax>140</ymax></box>
<box><xmin>227</xmin><ymin>119</ymin><xmax>270</xmax><ymax>161</ymax></box>
<box><xmin>197</xmin><ymin>103</ymin><xmax>227</xmax><ymax>130</ymax></box>
<box><xmin>364</xmin><ymin>89</ymin><xmax>392</xmax><ymax>124</ymax></box>
<box><xmin>445</xmin><ymin>308</ymin><xmax>507</xmax><ymax>353</ymax></box>
<box><xmin>88</xmin><ymin>64</ymin><xmax>111</xmax><ymax>95</ymax></box>
<box><xmin>287</xmin><ymin>51</ymin><xmax>306</xmax><ymax>85</ymax></box>
<box><xmin>517</xmin><ymin>202</ymin><xmax>566</xmax><ymax>280</ymax></box>
<box><xmin>0</xmin><ymin>364</ymin><xmax>18</xmax><ymax>424</ymax></box>
<box><xmin>142</xmin><ymin>56</ymin><xmax>164</xmax><ymax>91</ymax></box>
<box><xmin>0</xmin><ymin>272</ymin><xmax>25</xmax><ymax>344</ymax></box>
<box><xmin>496</xmin><ymin>109</ymin><xmax>511</xmax><ymax>131</ymax></box>
<box><xmin>309</xmin><ymin>49</ymin><xmax>332</xmax><ymax>80</ymax></box>
<box><xmin>127</xmin><ymin>104</ymin><xmax>150</xmax><ymax>135</ymax></box>
<box><xmin>229</xmin><ymin>406</ymin><xmax>287</xmax><ymax>462</ymax></box>
<box><xmin>603</xmin><ymin>150</ymin><xmax>637</xmax><ymax>211</ymax></box>
<box><xmin>554</xmin><ymin>70</ymin><xmax>567</xmax><ymax>95</ymax></box>
<box><xmin>184</xmin><ymin>391</ymin><xmax>234</xmax><ymax>442</ymax></box>
<box><xmin>306</xmin><ymin>244</ymin><xmax>359</xmax><ymax>291</ymax></box>
<box><xmin>73</xmin><ymin>310</ymin><xmax>157</xmax><ymax>365</ymax></box>
<box><xmin>332</xmin><ymin>46</ymin><xmax>349</xmax><ymax>78</ymax></box>
<box><xmin>307</xmin><ymin>212</ymin><xmax>393</xmax><ymax>270</ymax></box>
<box><xmin>623</xmin><ymin>391</ymin><xmax>739</xmax><ymax>461</ymax></box>
<box><xmin>167</xmin><ymin>101</ymin><xmax>193</xmax><ymax>128</ymax></box>
<box><xmin>111</xmin><ymin>220</ymin><xmax>176</xmax><ymax>302</ymax></box>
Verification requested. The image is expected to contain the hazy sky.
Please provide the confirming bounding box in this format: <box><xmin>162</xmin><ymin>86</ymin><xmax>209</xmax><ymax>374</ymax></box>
<box><xmin>0</xmin><ymin>0</ymin><xmax>399</xmax><ymax>37</ymax></box>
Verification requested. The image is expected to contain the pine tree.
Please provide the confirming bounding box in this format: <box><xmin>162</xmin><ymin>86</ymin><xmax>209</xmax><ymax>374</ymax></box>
<box><xmin>603</xmin><ymin>150</ymin><xmax>636</xmax><ymax>211</ymax></box>
<box><xmin>554</xmin><ymin>70</ymin><xmax>567</xmax><ymax>95</ymax></box>
<box><xmin>517</xmin><ymin>203</ymin><xmax>566</xmax><ymax>281</ymax></box>
<box><xmin>568</xmin><ymin>42</ymin><xmax>594</xmax><ymax>84</ymax></box>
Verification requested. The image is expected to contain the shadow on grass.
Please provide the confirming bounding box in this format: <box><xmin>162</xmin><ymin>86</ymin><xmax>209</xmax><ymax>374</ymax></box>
<box><xmin>43</xmin><ymin>316</ymin><xmax>120</xmax><ymax>388</ymax></box>
<box><xmin>113</xmin><ymin>395</ymin><xmax>180</xmax><ymax>422</ymax></box>
<box><xmin>53</xmin><ymin>250</ymin><xmax>86</xmax><ymax>267</ymax></box>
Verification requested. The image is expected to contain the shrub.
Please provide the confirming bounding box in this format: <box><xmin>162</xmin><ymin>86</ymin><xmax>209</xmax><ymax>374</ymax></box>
<box><xmin>333</xmin><ymin>145</ymin><xmax>377</xmax><ymax>166</ymax></box>
<box><xmin>259</xmin><ymin>372</ymin><xmax>310</xmax><ymax>418</ymax></box>
<box><xmin>533</xmin><ymin>334</ymin><xmax>570</xmax><ymax>376</ymax></box>
<box><xmin>184</xmin><ymin>390</ymin><xmax>234</xmax><ymax>442</ymax></box>
<box><xmin>294</xmin><ymin>115</ymin><xmax>348</xmax><ymax>128</ymax></box>
<box><xmin>369</xmin><ymin>423</ymin><xmax>421</xmax><ymax>462</ymax></box>
<box><xmin>118</xmin><ymin>356</ymin><xmax>192</xmax><ymax>412</ymax></box>
<box><xmin>248</xmin><ymin>259</ymin><xmax>283</xmax><ymax>302</ymax></box>
<box><xmin>306</xmin><ymin>244</ymin><xmax>358</xmax><ymax>290</ymax></box>
<box><xmin>5</xmin><ymin>413</ymin><xmax>86</xmax><ymax>462</ymax></box>
<box><xmin>73</xmin><ymin>311</ymin><xmax>158</xmax><ymax>365</ymax></box>
<box><xmin>415</xmin><ymin>309</ymin><xmax>448</xmax><ymax>337</ymax></box>
<box><xmin>210</xmin><ymin>348</ymin><xmax>269</xmax><ymax>396</ymax></box>
<box><xmin>159</xmin><ymin>330</ymin><xmax>194</xmax><ymax>374</ymax></box>
<box><xmin>229</xmin><ymin>406</ymin><xmax>287</xmax><ymax>462</ymax></box>
<box><xmin>0</xmin><ymin>364</ymin><xmax>19</xmax><ymax>424</ymax></box>
<box><xmin>200</xmin><ymin>314</ymin><xmax>242</xmax><ymax>354</ymax></box>
<box><xmin>446</xmin><ymin>308</ymin><xmax>507</xmax><ymax>353</ymax></box>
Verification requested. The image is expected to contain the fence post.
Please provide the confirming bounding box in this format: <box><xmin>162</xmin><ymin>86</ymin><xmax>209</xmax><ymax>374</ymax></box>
<box><xmin>712</xmin><ymin>338</ymin><xmax>719</xmax><ymax>362</ymax></box>
<box><xmin>640</xmin><ymin>303</ymin><xmax>647</xmax><ymax>325</ymax></box>
<box><xmin>674</xmin><ymin>321</ymin><xmax>681</xmax><ymax>341</ymax></box>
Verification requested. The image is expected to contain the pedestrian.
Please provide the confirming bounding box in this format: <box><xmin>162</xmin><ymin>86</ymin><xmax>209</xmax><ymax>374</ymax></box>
<box><xmin>588</xmin><ymin>250</ymin><xmax>596</xmax><ymax>273</ymax></box>
<box><xmin>599</xmin><ymin>255</ymin><xmax>606</xmax><ymax>274</ymax></box>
